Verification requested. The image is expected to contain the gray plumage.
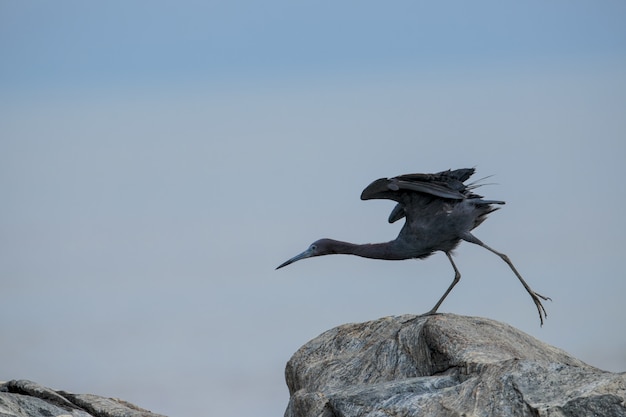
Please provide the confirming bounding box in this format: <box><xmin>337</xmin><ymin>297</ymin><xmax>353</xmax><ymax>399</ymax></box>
<box><xmin>276</xmin><ymin>168</ymin><xmax>550</xmax><ymax>325</ymax></box>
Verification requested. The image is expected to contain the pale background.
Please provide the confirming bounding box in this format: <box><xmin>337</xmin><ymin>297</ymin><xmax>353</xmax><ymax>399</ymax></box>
<box><xmin>1</xmin><ymin>2</ymin><xmax>625</xmax><ymax>416</ymax></box>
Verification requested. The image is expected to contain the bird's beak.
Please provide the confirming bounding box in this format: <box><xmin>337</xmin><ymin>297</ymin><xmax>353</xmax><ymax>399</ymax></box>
<box><xmin>276</xmin><ymin>248</ymin><xmax>313</xmax><ymax>270</ymax></box>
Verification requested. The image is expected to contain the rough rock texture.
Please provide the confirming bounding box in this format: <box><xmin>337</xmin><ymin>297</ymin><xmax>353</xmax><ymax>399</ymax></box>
<box><xmin>0</xmin><ymin>379</ymin><xmax>166</xmax><ymax>417</ymax></box>
<box><xmin>285</xmin><ymin>313</ymin><xmax>626</xmax><ymax>417</ymax></box>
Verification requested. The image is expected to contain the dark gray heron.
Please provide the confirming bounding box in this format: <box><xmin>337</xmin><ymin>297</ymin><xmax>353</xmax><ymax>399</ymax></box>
<box><xmin>276</xmin><ymin>168</ymin><xmax>550</xmax><ymax>325</ymax></box>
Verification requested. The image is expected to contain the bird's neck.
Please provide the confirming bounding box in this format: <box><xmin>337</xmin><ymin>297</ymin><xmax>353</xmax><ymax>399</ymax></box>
<box><xmin>328</xmin><ymin>239</ymin><xmax>406</xmax><ymax>260</ymax></box>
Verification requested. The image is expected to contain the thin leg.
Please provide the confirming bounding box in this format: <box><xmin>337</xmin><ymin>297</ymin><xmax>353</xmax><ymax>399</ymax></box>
<box><xmin>425</xmin><ymin>252</ymin><xmax>461</xmax><ymax>315</ymax></box>
<box><xmin>463</xmin><ymin>233</ymin><xmax>551</xmax><ymax>326</ymax></box>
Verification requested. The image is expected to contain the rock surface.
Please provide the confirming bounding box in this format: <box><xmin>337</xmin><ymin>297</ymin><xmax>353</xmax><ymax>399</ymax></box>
<box><xmin>285</xmin><ymin>313</ymin><xmax>626</xmax><ymax>417</ymax></box>
<box><xmin>0</xmin><ymin>379</ymin><xmax>166</xmax><ymax>417</ymax></box>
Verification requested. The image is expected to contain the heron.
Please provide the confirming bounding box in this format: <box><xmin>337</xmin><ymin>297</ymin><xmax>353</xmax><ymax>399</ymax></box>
<box><xmin>276</xmin><ymin>168</ymin><xmax>550</xmax><ymax>325</ymax></box>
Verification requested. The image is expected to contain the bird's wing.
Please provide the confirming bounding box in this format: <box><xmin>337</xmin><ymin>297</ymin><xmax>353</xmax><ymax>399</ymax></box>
<box><xmin>361</xmin><ymin>171</ymin><xmax>471</xmax><ymax>223</ymax></box>
<box><xmin>392</xmin><ymin>179</ymin><xmax>466</xmax><ymax>199</ymax></box>
<box><xmin>395</xmin><ymin>168</ymin><xmax>475</xmax><ymax>184</ymax></box>
<box><xmin>361</xmin><ymin>176</ymin><xmax>467</xmax><ymax>202</ymax></box>
<box><xmin>387</xmin><ymin>203</ymin><xmax>406</xmax><ymax>223</ymax></box>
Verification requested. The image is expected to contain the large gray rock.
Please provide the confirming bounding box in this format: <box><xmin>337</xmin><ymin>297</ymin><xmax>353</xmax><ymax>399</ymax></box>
<box><xmin>285</xmin><ymin>314</ymin><xmax>626</xmax><ymax>417</ymax></box>
<box><xmin>0</xmin><ymin>379</ymin><xmax>166</xmax><ymax>417</ymax></box>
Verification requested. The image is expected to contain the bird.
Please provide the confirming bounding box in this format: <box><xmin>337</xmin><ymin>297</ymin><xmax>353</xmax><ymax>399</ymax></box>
<box><xmin>276</xmin><ymin>168</ymin><xmax>550</xmax><ymax>325</ymax></box>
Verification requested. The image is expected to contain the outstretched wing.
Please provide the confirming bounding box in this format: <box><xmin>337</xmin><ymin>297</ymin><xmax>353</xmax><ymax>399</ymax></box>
<box><xmin>360</xmin><ymin>168</ymin><xmax>476</xmax><ymax>223</ymax></box>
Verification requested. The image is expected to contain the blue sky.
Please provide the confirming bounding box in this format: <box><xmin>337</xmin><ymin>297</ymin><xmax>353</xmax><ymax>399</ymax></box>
<box><xmin>1</xmin><ymin>2</ymin><xmax>626</xmax><ymax>417</ymax></box>
<box><xmin>2</xmin><ymin>1</ymin><xmax>625</xmax><ymax>91</ymax></box>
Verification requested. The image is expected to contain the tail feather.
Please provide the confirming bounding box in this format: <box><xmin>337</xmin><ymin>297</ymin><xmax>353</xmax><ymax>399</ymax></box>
<box><xmin>473</xmin><ymin>199</ymin><xmax>505</xmax><ymax>205</ymax></box>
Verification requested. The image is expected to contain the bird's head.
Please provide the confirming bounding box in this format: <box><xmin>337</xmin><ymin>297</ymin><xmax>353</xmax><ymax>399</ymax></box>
<box><xmin>276</xmin><ymin>239</ymin><xmax>337</xmax><ymax>269</ymax></box>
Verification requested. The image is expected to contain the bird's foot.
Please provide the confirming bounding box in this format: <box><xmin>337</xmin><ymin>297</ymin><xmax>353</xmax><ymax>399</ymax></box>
<box><xmin>421</xmin><ymin>308</ymin><xmax>441</xmax><ymax>317</ymax></box>
<box><xmin>534</xmin><ymin>291</ymin><xmax>552</xmax><ymax>301</ymax></box>
<box><xmin>530</xmin><ymin>290</ymin><xmax>551</xmax><ymax>326</ymax></box>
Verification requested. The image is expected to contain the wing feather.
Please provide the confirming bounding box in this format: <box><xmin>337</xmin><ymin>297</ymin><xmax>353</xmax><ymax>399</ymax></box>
<box><xmin>360</xmin><ymin>168</ymin><xmax>477</xmax><ymax>223</ymax></box>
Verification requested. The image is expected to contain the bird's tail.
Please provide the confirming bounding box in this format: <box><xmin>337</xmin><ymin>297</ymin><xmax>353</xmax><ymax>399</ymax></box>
<box><xmin>471</xmin><ymin>200</ymin><xmax>503</xmax><ymax>230</ymax></box>
<box><xmin>474</xmin><ymin>199</ymin><xmax>505</xmax><ymax>206</ymax></box>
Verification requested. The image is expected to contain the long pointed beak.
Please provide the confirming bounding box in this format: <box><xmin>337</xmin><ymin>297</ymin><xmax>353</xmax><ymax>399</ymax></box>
<box><xmin>276</xmin><ymin>249</ymin><xmax>313</xmax><ymax>270</ymax></box>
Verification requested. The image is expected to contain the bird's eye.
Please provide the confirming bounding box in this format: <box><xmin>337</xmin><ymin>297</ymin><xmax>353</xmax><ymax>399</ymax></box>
<box><xmin>310</xmin><ymin>244</ymin><xmax>317</xmax><ymax>251</ymax></box>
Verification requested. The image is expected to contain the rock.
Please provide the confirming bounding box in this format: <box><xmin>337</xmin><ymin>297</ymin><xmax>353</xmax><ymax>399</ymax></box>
<box><xmin>285</xmin><ymin>313</ymin><xmax>626</xmax><ymax>417</ymax></box>
<box><xmin>0</xmin><ymin>379</ymin><xmax>166</xmax><ymax>417</ymax></box>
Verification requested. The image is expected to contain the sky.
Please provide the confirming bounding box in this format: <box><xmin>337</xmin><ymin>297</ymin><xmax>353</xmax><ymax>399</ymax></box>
<box><xmin>1</xmin><ymin>2</ymin><xmax>626</xmax><ymax>416</ymax></box>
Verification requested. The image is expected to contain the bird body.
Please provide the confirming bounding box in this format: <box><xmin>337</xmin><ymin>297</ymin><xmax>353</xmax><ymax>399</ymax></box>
<box><xmin>277</xmin><ymin>168</ymin><xmax>550</xmax><ymax>325</ymax></box>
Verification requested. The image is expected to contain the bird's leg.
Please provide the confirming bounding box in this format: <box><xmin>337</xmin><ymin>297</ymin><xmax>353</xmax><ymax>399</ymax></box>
<box><xmin>463</xmin><ymin>233</ymin><xmax>551</xmax><ymax>326</ymax></box>
<box><xmin>425</xmin><ymin>252</ymin><xmax>461</xmax><ymax>316</ymax></box>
